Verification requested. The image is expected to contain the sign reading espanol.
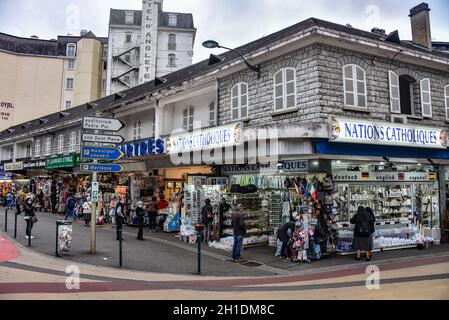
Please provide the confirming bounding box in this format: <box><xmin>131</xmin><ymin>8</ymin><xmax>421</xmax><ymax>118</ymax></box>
<box><xmin>166</xmin><ymin>122</ymin><xmax>243</xmax><ymax>154</ymax></box>
<box><xmin>329</xmin><ymin>116</ymin><xmax>449</xmax><ymax>149</ymax></box>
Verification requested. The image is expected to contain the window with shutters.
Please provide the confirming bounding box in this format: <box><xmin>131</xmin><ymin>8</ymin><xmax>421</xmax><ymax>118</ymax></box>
<box><xmin>133</xmin><ymin>120</ymin><xmax>142</xmax><ymax>140</ymax></box>
<box><xmin>35</xmin><ymin>140</ymin><xmax>41</xmax><ymax>158</ymax></box>
<box><xmin>209</xmin><ymin>102</ymin><xmax>216</xmax><ymax>127</ymax></box>
<box><xmin>58</xmin><ymin>135</ymin><xmax>64</xmax><ymax>154</ymax></box>
<box><xmin>45</xmin><ymin>137</ymin><xmax>52</xmax><ymax>156</ymax></box>
<box><xmin>231</xmin><ymin>83</ymin><xmax>249</xmax><ymax>120</ymax></box>
<box><xmin>343</xmin><ymin>65</ymin><xmax>367</xmax><ymax>108</ymax></box>
<box><xmin>389</xmin><ymin>71</ymin><xmax>420</xmax><ymax>116</ymax></box>
<box><xmin>26</xmin><ymin>145</ymin><xmax>32</xmax><ymax>158</ymax></box>
<box><xmin>182</xmin><ymin>107</ymin><xmax>194</xmax><ymax>131</ymax></box>
<box><xmin>69</xmin><ymin>132</ymin><xmax>77</xmax><ymax>152</ymax></box>
<box><xmin>420</xmin><ymin>78</ymin><xmax>432</xmax><ymax>118</ymax></box>
<box><xmin>274</xmin><ymin>68</ymin><xmax>296</xmax><ymax>110</ymax></box>
<box><xmin>445</xmin><ymin>85</ymin><xmax>449</xmax><ymax>120</ymax></box>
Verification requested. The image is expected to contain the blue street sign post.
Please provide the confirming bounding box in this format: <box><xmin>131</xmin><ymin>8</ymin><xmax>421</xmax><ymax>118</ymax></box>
<box><xmin>81</xmin><ymin>146</ymin><xmax>124</xmax><ymax>161</ymax></box>
<box><xmin>81</xmin><ymin>163</ymin><xmax>124</xmax><ymax>173</ymax></box>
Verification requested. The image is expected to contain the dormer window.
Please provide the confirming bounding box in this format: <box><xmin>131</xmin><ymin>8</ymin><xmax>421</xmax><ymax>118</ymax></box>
<box><xmin>168</xmin><ymin>14</ymin><xmax>177</xmax><ymax>27</ymax></box>
<box><xmin>125</xmin><ymin>11</ymin><xmax>134</xmax><ymax>24</ymax></box>
<box><xmin>66</xmin><ymin>43</ymin><xmax>76</xmax><ymax>57</ymax></box>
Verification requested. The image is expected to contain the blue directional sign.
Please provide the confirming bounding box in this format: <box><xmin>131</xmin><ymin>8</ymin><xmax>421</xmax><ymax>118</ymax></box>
<box><xmin>80</xmin><ymin>163</ymin><xmax>124</xmax><ymax>173</ymax></box>
<box><xmin>81</xmin><ymin>146</ymin><xmax>124</xmax><ymax>161</ymax></box>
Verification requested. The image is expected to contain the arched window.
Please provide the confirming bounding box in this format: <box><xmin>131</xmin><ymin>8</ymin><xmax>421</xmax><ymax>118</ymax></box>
<box><xmin>26</xmin><ymin>145</ymin><xmax>32</xmax><ymax>158</ymax></box>
<box><xmin>45</xmin><ymin>137</ymin><xmax>52</xmax><ymax>156</ymax></box>
<box><xmin>231</xmin><ymin>82</ymin><xmax>248</xmax><ymax>120</ymax></box>
<box><xmin>182</xmin><ymin>106</ymin><xmax>194</xmax><ymax>131</ymax></box>
<box><xmin>168</xmin><ymin>34</ymin><xmax>176</xmax><ymax>50</ymax></box>
<box><xmin>343</xmin><ymin>64</ymin><xmax>367</xmax><ymax>108</ymax></box>
<box><xmin>66</xmin><ymin>43</ymin><xmax>76</xmax><ymax>57</ymax></box>
<box><xmin>168</xmin><ymin>54</ymin><xmax>176</xmax><ymax>67</ymax></box>
<box><xmin>69</xmin><ymin>132</ymin><xmax>77</xmax><ymax>152</ymax></box>
<box><xmin>445</xmin><ymin>85</ymin><xmax>449</xmax><ymax>120</ymax></box>
<box><xmin>133</xmin><ymin>120</ymin><xmax>142</xmax><ymax>140</ymax></box>
<box><xmin>35</xmin><ymin>140</ymin><xmax>41</xmax><ymax>157</ymax></box>
<box><xmin>58</xmin><ymin>135</ymin><xmax>64</xmax><ymax>154</ymax></box>
<box><xmin>274</xmin><ymin>68</ymin><xmax>296</xmax><ymax>110</ymax></box>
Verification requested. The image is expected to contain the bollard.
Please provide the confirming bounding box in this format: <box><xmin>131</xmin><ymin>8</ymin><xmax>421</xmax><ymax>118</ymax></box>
<box><xmin>4</xmin><ymin>209</ymin><xmax>7</xmax><ymax>232</ymax></box>
<box><xmin>119</xmin><ymin>227</ymin><xmax>123</xmax><ymax>268</ymax></box>
<box><xmin>25</xmin><ymin>217</ymin><xmax>32</xmax><ymax>246</ymax></box>
<box><xmin>194</xmin><ymin>224</ymin><xmax>204</xmax><ymax>275</ymax></box>
<box><xmin>14</xmin><ymin>211</ymin><xmax>17</xmax><ymax>238</ymax></box>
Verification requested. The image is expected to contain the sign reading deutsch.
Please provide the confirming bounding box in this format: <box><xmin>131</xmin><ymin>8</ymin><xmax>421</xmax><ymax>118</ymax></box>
<box><xmin>329</xmin><ymin>116</ymin><xmax>448</xmax><ymax>149</ymax></box>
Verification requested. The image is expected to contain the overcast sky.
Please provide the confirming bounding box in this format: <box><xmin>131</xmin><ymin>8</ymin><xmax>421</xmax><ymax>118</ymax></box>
<box><xmin>0</xmin><ymin>0</ymin><xmax>448</xmax><ymax>63</ymax></box>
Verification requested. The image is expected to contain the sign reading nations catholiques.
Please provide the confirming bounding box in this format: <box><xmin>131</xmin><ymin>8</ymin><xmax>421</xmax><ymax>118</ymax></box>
<box><xmin>329</xmin><ymin>116</ymin><xmax>449</xmax><ymax>149</ymax></box>
<box><xmin>166</xmin><ymin>123</ymin><xmax>244</xmax><ymax>154</ymax></box>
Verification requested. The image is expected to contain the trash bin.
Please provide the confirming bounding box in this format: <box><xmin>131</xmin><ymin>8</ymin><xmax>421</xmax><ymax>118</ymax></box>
<box><xmin>56</xmin><ymin>220</ymin><xmax>73</xmax><ymax>257</ymax></box>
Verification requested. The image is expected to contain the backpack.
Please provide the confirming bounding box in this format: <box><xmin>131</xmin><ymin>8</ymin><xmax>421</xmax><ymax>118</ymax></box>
<box><xmin>358</xmin><ymin>211</ymin><xmax>371</xmax><ymax>237</ymax></box>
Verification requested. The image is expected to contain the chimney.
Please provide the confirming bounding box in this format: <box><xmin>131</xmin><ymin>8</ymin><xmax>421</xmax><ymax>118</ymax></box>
<box><xmin>409</xmin><ymin>3</ymin><xmax>432</xmax><ymax>49</ymax></box>
<box><xmin>80</xmin><ymin>29</ymin><xmax>88</xmax><ymax>36</ymax></box>
<box><xmin>371</xmin><ymin>28</ymin><xmax>386</xmax><ymax>36</ymax></box>
<box><xmin>30</xmin><ymin>35</ymin><xmax>39</xmax><ymax>39</ymax></box>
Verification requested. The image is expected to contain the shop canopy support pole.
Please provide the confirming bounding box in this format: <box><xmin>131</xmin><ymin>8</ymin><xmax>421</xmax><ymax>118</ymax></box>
<box><xmin>91</xmin><ymin>171</ymin><xmax>97</xmax><ymax>254</ymax></box>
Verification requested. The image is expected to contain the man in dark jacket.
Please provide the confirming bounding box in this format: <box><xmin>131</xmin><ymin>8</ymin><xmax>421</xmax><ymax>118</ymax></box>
<box><xmin>201</xmin><ymin>198</ymin><xmax>214</xmax><ymax>243</ymax></box>
<box><xmin>231</xmin><ymin>204</ymin><xmax>246</xmax><ymax>261</ymax></box>
<box><xmin>276</xmin><ymin>221</ymin><xmax>296</xmax><ymax>259</ymax></box>
<box><xmin>24</xmin><ymin>197</ymin><xmax>35</xmax><ymax>239</ymax></box>
<box><xmin>115</xmin><ymin>199</ymin><xmax>126</xmax><ymax>241</ymax></box>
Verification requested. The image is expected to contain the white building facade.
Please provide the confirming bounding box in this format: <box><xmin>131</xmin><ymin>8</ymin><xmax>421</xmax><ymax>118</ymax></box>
<box><xmin>106</xmin><ymin>0</ymin><xmax>196</xmax><ymax>95</ymax></box>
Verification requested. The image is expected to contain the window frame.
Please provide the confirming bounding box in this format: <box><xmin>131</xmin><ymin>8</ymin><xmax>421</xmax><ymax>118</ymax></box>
<box><xmin>168</xmin><ymin>54</ymin><xmax>176</xmax><ymax>67</ymax></box>
<box><xmin>67</xmin><ymin>59</ymin><xmax>75</xmax><ymax>70</ymax></box>
<box><xmin>65</xmin><ymin>101</ymin><xmax>71</xmax><ymax>110</ymax></box>
<box><xmin>182</xmin><ymin>106</ymin><xmax>195</xmax><ymax>131</ymax></box>
<box><xmin>45</xmin><ymin>137</ymin><xmax>52</xmax><ymax>156</ymax></box>
<box><xmin>66</xmin><ymin>78</ymin><xmax>74</xmax><ymax>90</ymax></box>
<box><xmin>231</xmin><ymin>82</ymin><xmax>249</xmax><ymax>121</ymax></box>
<box><xmin>133</xmin><ymin>119</ymin><xmax>142</xmax><ymax>141</ymax></box>
<box><xmin>35</xmin><ymin>140</ymin><xmax>41</xmax><ymax>158</ymax></box>
<box><xmin>420</xmin><ymin>78</ymin><xmax>432</xmax><ymax>118</ymax></box>
<box><xmin>69</xmin><ymin>132</ymin><xmax>77</xmax><ymax>153</ymax></box>
<box><xmin>209</xmin><ymin>101</ymin><xmax>216</xmax><ymax>127</ymax></box>
<box><xmin>125</xmin><ymin>12</ymin><xmax>134</xmax><ymax>25</ymax></box>
<box><xmin>57</xmin><ymin>135</ymin><xmax>64</xmax><ymax>154</ymax></box>
<box><xmin>168</xmin><ymin>34</ymin><xmax>176</xmax><ymax>50</ymax></box>
<box><xmin>273</xmin><ymin>67</ymin><xmax>297</xmax><ymax>111</ymax></box>
<box><xmin>125</xmin><ymin>32</ymin><xmax>132</xmax><ymax>43</ymax></box>
<box><xmin>343</xmin><ymin>64</ymin><xmax>367</xmax><ymax>109</ymax></box>
<box><xmin>66</xmin><ymin>43</ymin><xmax>76</xmax><ymax>57</ymax></box>
<box><xmin>445</xmin><ymin>85</ymin><xmax>449</xmax><ymax>120</ymax></box>
<box><xmin>25</xmin><ymin>145</ymin><xmax>32</xmax><ymax>158</ymax></box>
<box><xmin>9</xmin><ymin>147</ymin><xmax>14</xmax><ymax>160</ymax></box>
<box><xmin>168</xmin><ymin>14</ymin><xmax>177</xmax><ymax>27</ymax></box>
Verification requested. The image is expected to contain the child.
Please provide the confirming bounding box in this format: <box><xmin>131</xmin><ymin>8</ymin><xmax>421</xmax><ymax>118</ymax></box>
<box><xmin>291</xmin><ymin>221</ymin><xmax>311</xmax><ymax>263</ymax></box>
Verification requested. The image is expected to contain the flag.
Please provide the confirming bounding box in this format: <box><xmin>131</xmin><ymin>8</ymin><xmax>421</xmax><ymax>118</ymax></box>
<box><xmin>307</xmin><ymin>182</ymin><xmax>317</xmax><ymax>200</ymax></box>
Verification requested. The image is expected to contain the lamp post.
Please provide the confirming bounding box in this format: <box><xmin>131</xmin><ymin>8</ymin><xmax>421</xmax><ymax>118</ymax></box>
<box><xmin>202</xmin><ymin>40</ymin><xmax>261</xmax><ymax>78</ymax></box>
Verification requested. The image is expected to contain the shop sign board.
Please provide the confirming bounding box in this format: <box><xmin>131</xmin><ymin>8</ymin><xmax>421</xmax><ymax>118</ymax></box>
<box><xmin>46</xmin><ymin>155</ymin><xmax>77</xmax><ymax>169</ymax></box>
<box><xmin>119</xmin><ymin>138</ymin><xmax>165</xmax><ymax>158</ymax></box>
<box><xmin>4</xmin><ymin>162</ymin><xmax>24</xmax><ymax>171</ymax></box>
<box><xmin>329</xmin><ymin>116</ymin><xmax>449</xmax><ymax>149</ymax></box>
<box><xmin>80</xmin><ymin>163</ymin><xmax>124</xmax><ymax>173</ymax></box>
<box><xmin>81</xmin><ymin>146</ymin><xmax>124</xmax><ymax>161</ymax></box>
<box><xmin>82</xmin><ymin>133</ymin><xmax>124</xmax><ymax>144</ymax></box>
<box><xmin>221</xmin><ymin>160</ymin><xmax>308</xmax><ymax>175</ymax></box>
<box><xmin>82</xmin><ymin>117</ymin><xmax>125</xmax><ymax>132</ymax></box>
<box><xmin>166</xmin><ymin>122</ymin><xmax>243</xmax><ymax>154</ymax></box>
<box><xmin>91</xmin><ymin>182</ymin><xmax>99</xmax><ymax>202</ymax></box>
<box><xmin>333</xmin><ymin>170</ymin><xmax>436</xmax><ymax>182</ymax></box>
<box><xmin>23</xmin><ymin>160</ymin><xmax>46</xmax><ymax>169</ymax></box>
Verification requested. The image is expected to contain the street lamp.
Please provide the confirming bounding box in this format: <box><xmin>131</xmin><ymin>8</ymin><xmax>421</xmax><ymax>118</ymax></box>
<box><xmin>202</xmin><ymin>40</ymin><xmax>260</xmax><ymax>78</ymax></box>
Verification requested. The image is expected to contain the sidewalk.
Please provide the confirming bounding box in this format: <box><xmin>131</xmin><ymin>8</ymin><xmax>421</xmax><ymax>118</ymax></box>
<box><xmin>1</xmin><ymin>207</ymin><xmax>448</xmax><ymax>277</ymax></box>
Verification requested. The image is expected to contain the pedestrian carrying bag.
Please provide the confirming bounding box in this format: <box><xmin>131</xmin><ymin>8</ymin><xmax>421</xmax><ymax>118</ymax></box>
<box><xmin>358</xmin><ymin>211</ymin><xmax>371</xmax><ymax>237</ymax></box>
<box><xmin>31</xmin><ymin>216</ymin><xmax>38</xmax><ymax>224</ymax></box>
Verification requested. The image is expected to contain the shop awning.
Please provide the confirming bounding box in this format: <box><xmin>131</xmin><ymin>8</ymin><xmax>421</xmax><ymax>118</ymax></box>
<box><xmin>315</xmin><ymin>139</ymin><xmax>449</xmax><ymax>160</ymax></box>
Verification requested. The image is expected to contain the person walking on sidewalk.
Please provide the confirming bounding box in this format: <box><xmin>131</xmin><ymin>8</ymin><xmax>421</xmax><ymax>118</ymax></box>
<box><xmin>82</xmin><ymin>196</ymin><xmax>92</xmax><ymax>227</ymax></box>
<box><xmin>64</xmin><ymin>192</ymin><xmax>77</xmax><ymax>222</ymax></box>
<box><xmin>231</xmin><ymin>204</ymin><xmax>246</xmax><ymax>262</ymax></box>
<box><xmin>15</xmin><ymin>189</ymin><xmax>22</xmax><ymax>215</ymax></box>
<box><xmin>136</xmin><ymin>201</ymin><xmax>145</xmax><ymax>240</ymax></box>
<box><xmin>24</xmin><ymin>196</ymin><xmax>35</xmax><ymax>239</ymax></box>
<box><xmin>147</xmin><ymin>197</ymin><xmax>158</xmax><ymax>232</ymax></box>
<box><xmin>351</xmin><ymin>206</ymin><xmax>374</xmax><ymax>261</ymax></box>
<box><xmin>201</xmin><ymin>198</ymin><xmax>214</xmax><ymax>243</ymax></box>
<box><xmin>115</xmin><ymin>198</ymin><xmax>126</xmax><ymax>241</ymax></box>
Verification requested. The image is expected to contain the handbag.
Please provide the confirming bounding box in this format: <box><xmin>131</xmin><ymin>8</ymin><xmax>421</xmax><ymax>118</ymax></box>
<box><xmin>31</xmin><ymin>216</ymin><xmax>38</xmax><ymax>224</ymax></box>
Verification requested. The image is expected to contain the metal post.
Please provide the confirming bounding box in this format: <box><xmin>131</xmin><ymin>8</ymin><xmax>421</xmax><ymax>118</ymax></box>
<box><xmin>4</xmin><ymin>208</ymin><xmax>7</xmax><ymax>232</ymax></box>
<box><xmin>56</xmin><ymin>221</ymin><xmax>60</xmax><ymax>257</ymax></box>
<box><xmin>197</xmin><ymin>232</ymin><xmax>201</xmax><ymax>275</ymax></box>
<box><xmin>119</xmin><ymin>227</ymin><xmax>123</xmax><ymax>268</ymax></box>
<box><xmin>26</xmin><ymin>217</ymin><xmax>31</xmax><ymax>246</ymax></box>
<box><xmin>91</xmin><ymin>171</ymin><xmax>97</xmax><ymax>254</ymax></box>
<box><xmin>14</xmin><ymin>211</ymin><xmax>17</xmax><ymax>238</ymax></box>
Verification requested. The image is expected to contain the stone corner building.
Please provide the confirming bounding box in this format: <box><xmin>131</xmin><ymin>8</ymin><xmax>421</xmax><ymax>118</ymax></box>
<box><xmin>0</xmin><ymin>3</ymin><xmax>448</xmax><ymax>245</ymax></box>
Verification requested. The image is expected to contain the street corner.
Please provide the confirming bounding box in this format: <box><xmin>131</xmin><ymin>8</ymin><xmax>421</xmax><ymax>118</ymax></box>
<box><xmin>0</xmin><ymin>233</ymin><xmax>20</xmax><ymax>263</ymax></box>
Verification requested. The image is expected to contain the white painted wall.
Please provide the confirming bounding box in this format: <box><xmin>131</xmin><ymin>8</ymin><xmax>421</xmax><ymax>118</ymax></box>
<box><xmin>156</xmin><ymin>30</ymin><xmax>194</xmax><ymax>77</ymax></box>
<box><xmin>119</xmin><ymin>109</ymin><xmax>156</xmax><ymax>141</ymax></box>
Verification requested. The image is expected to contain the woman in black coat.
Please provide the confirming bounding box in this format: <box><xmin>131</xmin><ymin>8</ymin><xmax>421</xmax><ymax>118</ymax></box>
<box><xmin>350</xmin><ymin>206</ymin><xmax>374</xmax><ymax>261</ymax></box>
<box><xmin>276</xmin><ymin>221</ymin><xmax>296</xmax><ymax>259</ymax></box>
